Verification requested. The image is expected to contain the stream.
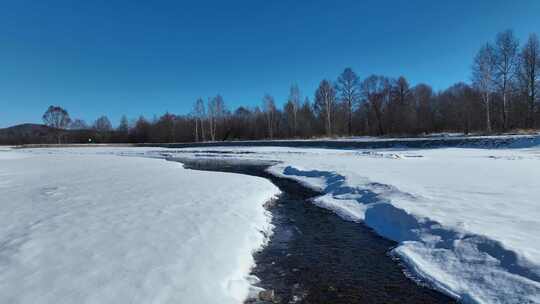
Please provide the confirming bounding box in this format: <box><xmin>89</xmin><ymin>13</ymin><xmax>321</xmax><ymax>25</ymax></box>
<box><xmin>177</xmin><ymin>158</ymin><xmax>456</xmax><ymax>304</ymax></box>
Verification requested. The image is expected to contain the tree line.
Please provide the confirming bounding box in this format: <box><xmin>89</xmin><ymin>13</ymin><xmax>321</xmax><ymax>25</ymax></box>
<box><xmin>37</xmin><ymin>30</ymin><xmax>540</xmax><ymax>144</ymax></box>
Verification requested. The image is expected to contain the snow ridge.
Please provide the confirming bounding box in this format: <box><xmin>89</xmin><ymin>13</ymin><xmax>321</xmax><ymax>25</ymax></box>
<box><xmin>270</xmin><ymin>165</ymin><xmax>540</xmax><ymax>304</ymax></box>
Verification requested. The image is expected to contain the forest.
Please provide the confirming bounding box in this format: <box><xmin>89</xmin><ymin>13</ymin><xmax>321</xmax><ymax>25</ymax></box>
<box><xmin>9</xmin><ymin>30</ymin><xmax>540</xmax><ymax>144</ymax></box>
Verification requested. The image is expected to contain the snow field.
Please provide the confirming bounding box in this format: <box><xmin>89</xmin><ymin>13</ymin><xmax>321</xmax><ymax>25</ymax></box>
<box><xmin>165</xmin><ymin>144</ymin><xmax>540</xmax><ymax>304</ymax></box>
<box><xmin>0</xmin><ymin>150</ymin><xmax>279</xmax><ymax>304</ymax></box>
<box><xmin>4</xmin><ymin>141</ymin><xmax>540</xmax><ymax>304</ymax></box>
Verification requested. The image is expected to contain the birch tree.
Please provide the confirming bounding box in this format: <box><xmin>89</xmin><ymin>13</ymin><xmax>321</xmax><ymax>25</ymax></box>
<box><xmin>472</xmin><ymin>43</ymin><xmax>496</xmax><ymax>132</ymax></box>
<box><xmin>70</xmin><ymin>119</ymin><xmax>88</xmax><ymax>130</ymax></box>
<box><xmin>287</xmin><ymin>84</ymin><xmax>301</xmax><ymax>136</ymax></box>
<box><xmin>215</xmin><ymin>95</ymin><xmax>226</xmax><ymax>139</ymax></box>
<box><xmin>117</xmin><ymin>115</ymin><xmax>129</xmax><ymax>133</ymax></box>
<box><xmin>193</xmin><ymin>113</ymin><xmax>199</xmax><ymax>142</ymax></box>
<box><xmin>94</xmin><ymin>116</ymin><xmax>112</xmax><ymax>131</ymax></box>
<box><xmin>43</xmin><ymin>106</ymin><xmax>71</xmax><ymax>129</ymax></box>
<box><xmin>194</xmin><ymin>98</ymin><xmax>206</xmax><ymax>141</ymax></box>
<box><xmin>519</xmin><ymin>33</ymin><xmax>540</xmax><ymax>128</ymax></box>
<box><xmin>494</xmin><ymin>30</ymin><xmax>519</xmax><ymax>130</ymax></box>
<box><xmin>207</xmin><ymin>97</ymin><xmax>216</xmax><ymax>141</ymax></box>
<box><xmin>208</xmin><ymin>95</ymin><xmax>225</xmax><ymax>141</ymax></box>
<box><xmin>314</xmin><ymin>79</ymin><xmax>336</xmax><ymax>136</ymax></box>
<box><xmin>262</xmin><ymin>94</ymin><xmax>277</xmax><ymax>139</ymax></box>
<box><xmin>336</xmin><ymin>68</ymin><xmax>360</xmax><ymax>136</ymax></box>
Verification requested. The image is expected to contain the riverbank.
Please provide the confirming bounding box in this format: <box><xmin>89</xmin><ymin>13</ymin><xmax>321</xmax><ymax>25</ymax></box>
<box><xmin>9</xmin><ymin>145</ymin><xmax>540</xmax><ymax>303</ymax></box>
<box><xmin>178</xmin><ymin>158</ymin><xmax>455</xmax><ymax>303</ymax></box>
<box><xmin>13</xmin><ymin>133</ymin><xmax>540</xmax><ymax>150</ymax></box>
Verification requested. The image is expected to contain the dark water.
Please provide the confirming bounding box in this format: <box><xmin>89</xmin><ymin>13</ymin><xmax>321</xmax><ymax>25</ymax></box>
<box><xmin>141</xmin><ymin>134</ymin><xmax>534</xmax><ymax>150</ymax></box>
<box><xmin>180</xmin><ymin>160</ymin><xmax>456</xmax><ymax>304</ymax></box>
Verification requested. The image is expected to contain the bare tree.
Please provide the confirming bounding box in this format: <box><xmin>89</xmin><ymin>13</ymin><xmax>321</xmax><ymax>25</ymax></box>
<box><xmin>442</xmin><ymin>83</ymin><xmax>478</xmax><ymax>134</ymax></box>
<box><xmin>117</xmin><ymin>115</ymin><xmax>129</xmax><ymax>133</ymax></box>
<box><xmin>519</xmin><ymin>33</ymin><xmax>540</xmax><ymax>128</ymax></box>
<box><xmin>207</xmin><ymin>95</ymin><xmax>226</xmax><ymax>141</ymax></box>
<box><xmin>472</xmin><ymin>43</ymin><xmax>496</xmax><ymax>132</ymax></box>
<box><xmin>194</xmin><ymin>98</ymin><xmax>206</xmax><ymax>141</ymax></box>
<box><xmin>207</xmin><ymin>97</ymin><xmax>216</xmax><ymax>141</ymax></box>
<box><xmin>395</xmin><ymin>77</ymin><xmax>411</xmax><ymax>104</ymax></box>
<box><xmin>94</xmin><ymin>115</ymin><xmax>113</xmax><ymax>131</ymax></box>
<box><xmin>17</xmin><ymin>30</ymin><xmax>540</xmax><ymax>145</ymax></box>
<box><xmin>494</xmin><ymin>30</ymin><xmax>519</xmax><ymax>130</ymax></box>
<box><xmin>193</xmin><ymin>113</ymin><xmax>199</xmax><ymax>142</ymax></box>
<box><xmin>262</xmin><ymin>94</ymin><xmax>277</xmax><ymax>139</ymax></box>
<box><xmin>314</xmin><ymin>80</ymin><xmax>336</xmax><ymax>136</ymax></box>
<box><xmin>287</xmin><ymin>84</ymin><xmax>301</xmax><ymax>136</ymax></box>
<box><xmin>155</xmin><ymin>112</ymin><xmax>176</xmax><ymax>142</ymax></box>
<box><xmin>42</xmin><ymin>106</ymin><xmax>71</xmax><ymax>143</ymax></box>
<box><xmin>411</xmin><ymin>84</ymin><xmax>434</xmax><ymax>133</ymax></box>
<box><xmin>215</xmin><ymin>95</ymin><xmax>226</xmax><ymax>139</ymax></box>
<box><xmin>361</xmin><ymin>75</ymin><xmax>389</xmax><ymax>135</ymax></box>
<box><xmin>297</xmin><ymin>97</ymin><xmax>316</xmax><ymax>137</ymax></box>
<box><xmin>43</xmin><ymin>106</ymin><xmax>71</xmax><ymax>129</ymax></box>
<box><xmin>115</xmin><ymin>115</ymin><xmax>130</xmax><ymax>142</ymax></box>
<box><xmin>69</xmin><ymin>119</ymin><xmax>88</xmax><ymax>130</ymax></box>
<box><xmin>391</xmin><ymin>76</ymin><xmax>414</xmax><ymax>133</ymax></box>
<box><xmin>132</xmin><ymin>116</ymin><xmax>151</xmax><ymax>142</ymax></box>
<box><xmin>336</xmin><ymin>68</ymin><xmax>361</xmax><ymax>135</ymax></box>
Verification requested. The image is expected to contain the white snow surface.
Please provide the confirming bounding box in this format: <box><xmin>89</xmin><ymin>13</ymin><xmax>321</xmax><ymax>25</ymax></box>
<box><xmin>0</xmin><ymin>148</ymin><xmax>279</xmax><ymax>304</ymax></box>
<box><xmin>3</xmin><ymin>141</ymin><xmax>540</xmax><ymax>304</ymax></box>
<box><xmin>163</xmin><ymin>144</ymin><xmax>540</xmax><ymax>304</ymax></box>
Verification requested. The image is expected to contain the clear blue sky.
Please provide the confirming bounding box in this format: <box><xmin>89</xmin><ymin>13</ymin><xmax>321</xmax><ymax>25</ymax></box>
<box><xmin>1</xmin><ymin>0</ymin><xmax>539</xmax><ymax>128</ymax></box>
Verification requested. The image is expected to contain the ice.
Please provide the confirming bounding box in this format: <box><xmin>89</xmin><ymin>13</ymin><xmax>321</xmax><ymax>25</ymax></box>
<box><xmin>0</xmin><ymin>149</ymin><xmax>279</xmax><ymax>304</ymax></box>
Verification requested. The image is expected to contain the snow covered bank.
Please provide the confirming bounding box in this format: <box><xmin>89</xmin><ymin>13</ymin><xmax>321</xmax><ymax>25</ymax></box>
<box><xmin>131</xmin><ymin>133</ymin><xmax>540</xmax><ymax>150</ymax></box>
<box><xmin>0</xmin><ymin>149</ymin><xmax>279</xmax><ymax>303</ymax></box>
<box><xmin>272</xmin><ymin>149</ymin><xmax>540</xmax><ymax>303</ymax></box>
<box><xmin>8</xmin><ymin>144</ymin><xmax>540</xmax><ymax>303</ymax></box>
<box><xmin>166</xmin><ymin>145</ymin><xmax>540</xmax><ymax>304</ymax></box>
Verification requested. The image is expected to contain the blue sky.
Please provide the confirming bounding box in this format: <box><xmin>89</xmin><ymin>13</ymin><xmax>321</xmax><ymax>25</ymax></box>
<box><xmin>1</xmin><ymin>0</ymin><xmax>539</xmax><ymax>128</ymax></box>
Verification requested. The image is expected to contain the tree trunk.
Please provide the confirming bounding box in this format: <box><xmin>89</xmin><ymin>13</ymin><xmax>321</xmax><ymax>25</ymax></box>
<box><xmin>502</xmin><ymin>90</ymin><xmax>507</xmax><ymax>131</ymax></box>
<box><xmin>293</xmin><ymin>111</ymin><xmax>297</xmax><ymax>138</ymax></box>
<box><xmin>529</xmin><ymin>94</ymin><xmax>536</xmax><ymax>129</ymax></box>
<box><xmin>200</xmin><ymin>118</ymin><xmax>206</xmax><ymax>141</ymax></box>
<box><xmin>348</xmin><ymin>100</ymin><xmax>352</xmax><ymax>136</ymax></box>
<box><xmin>485</xmin><ymin>93</ymin><xmax>492</xmax><ymax>133</ymax></box>
<box><xmin>531</xmin><ymin>79</ymin><xmax>537</xmax><ymax>128</ymax></box>
<box><xmin>374</xmin><ymin>107</ymin><xmax>384</xmax><ymax>136</ymax></box>
<box><xmin>194</xmin><ymin>119</ymin><xmax>199</xmax><ymax>142</ymax></box>
<box><xmin>326</xmin><ymin>107</ymin><xmax>332</xmax><ymax>136</ymax></box>
<box><xmin>209</xmin><ymin>117</ymin><xmax>215</xmax><ymax>141</ymax></box>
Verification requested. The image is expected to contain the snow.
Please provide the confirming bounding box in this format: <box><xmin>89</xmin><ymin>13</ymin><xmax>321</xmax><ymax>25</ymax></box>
<box><xmin>163</xmin><ymin>142</ymin><xmax>540</xmax><ymax>304</ymax></box>
<box><xmin>3</xmin><ymin>138</ymin><xmax>540</xmax><ymax>304</ymax></box>
<box><xmin>0</xmin><ymin>148</ymin><xmax>279</xmax><ymax>304</ymax></box>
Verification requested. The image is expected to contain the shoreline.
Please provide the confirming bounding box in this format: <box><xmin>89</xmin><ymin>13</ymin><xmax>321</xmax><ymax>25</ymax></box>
<box><xmin>175</xmin><ymin>158</ymin><xmax>455</xmax><ymax>303</ymax></box>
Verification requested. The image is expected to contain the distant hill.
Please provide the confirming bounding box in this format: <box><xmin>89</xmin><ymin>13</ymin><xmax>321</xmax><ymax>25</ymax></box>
<box><xmin>0</xmin><ymin>124</ymin><xmax>58</xmax><ymax>134</ymax></box>
<box><xmin>0</xmin><ymin>124</ymin><xmax>60</xmax><ymax>145</ymax></box>
<box><xmin>0</xmin><ymin>123</ymin><xmax>115</xmax><ymax>145</ymax></box>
